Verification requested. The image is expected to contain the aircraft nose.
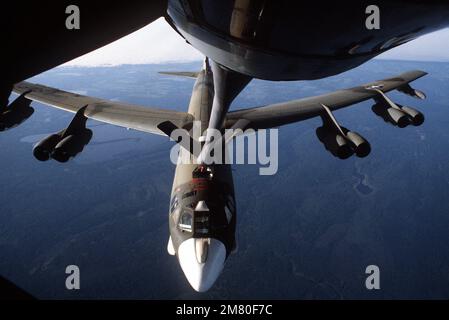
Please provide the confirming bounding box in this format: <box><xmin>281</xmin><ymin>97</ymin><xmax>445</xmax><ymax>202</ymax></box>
<box><xmin>177</xmin><ymin>238</ymin><xmax>226</xmax><ymax>292</ymax></box>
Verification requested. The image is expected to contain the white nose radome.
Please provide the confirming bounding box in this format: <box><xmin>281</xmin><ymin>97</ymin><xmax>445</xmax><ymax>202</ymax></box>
<box><xmin>177</xmin><ymin>238</ymin><xmax>226</xmax><ymax>292</ymax></box>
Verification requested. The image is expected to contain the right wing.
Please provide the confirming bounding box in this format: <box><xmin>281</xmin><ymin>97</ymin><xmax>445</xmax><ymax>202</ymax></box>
<box><xmin>225</xmin><ymin>70</ymin><xmax>427</xmax><ymax>130</ymax></box>
<box><xmin>13</xmin><ymin>81</ymin><xmax>194</xmax><ymax>136</ymax></box>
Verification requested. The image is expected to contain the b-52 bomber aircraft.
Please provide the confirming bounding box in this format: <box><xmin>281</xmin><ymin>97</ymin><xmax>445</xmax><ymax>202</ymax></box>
<box><xmin>2</xmin><ymin>1</ymin><xmax>449</xmax><ymax>292</ymax></box>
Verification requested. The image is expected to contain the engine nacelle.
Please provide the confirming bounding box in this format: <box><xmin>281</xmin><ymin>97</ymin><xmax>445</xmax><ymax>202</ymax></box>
<box><xmin>317</xmin><ymin>126</ymin><xmax>371</xmax><ymax>159</ymax></box>
<box><xmin>33</xmin><ymin>106</ymin><xmax>92</xmax><ymax>163</ymax></box>
<box><xmin>316</xmin><ymin>126</ymin><xmax>354</xmax><ymax>159</ymax></box>
<box><xmin>398</xmin><ymin>105</ymin><xmax>425</xmax><ymax>126</ymax></box>
<box><xmin>372</xmin><ymin>103</ymin><xmax>409</xmax><ymax>128</ymax></box>
<box><xmin>51</xmin><ymin>129</ymin><xmax>93</xmax><ymax>163</ymax></box>
<box><xmin>397</xmin><ymin>83</ymin><xmax>426</xmax><ymax>100</ymax></box>
<box><xmin>345</xmin><ymin>131</ymin><xmax>371</xmax><ymax>158</ymax></box>
<box><xmin>0</xmin><ymin>103</ymin><xmax>34</xmax><ymax>131</ymax></box>
<box><xmin>33</xmin><ymin>132</ymin><xmax>64</xmax><ymax>161</ymax></box>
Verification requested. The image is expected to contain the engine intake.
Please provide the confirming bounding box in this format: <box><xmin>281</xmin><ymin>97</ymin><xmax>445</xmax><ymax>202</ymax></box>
<box><xmin>33</xmin><ymin>132</ymin><xmax>64</xmax><ymax>161</ymax></box>
<box><xmin>345</xmin><ymin>130</ymin><xmax>371</xmax><ymax>158</ymax></box>
<box><xmin>398</xmin><ymin>105</ymin><xmax>425</xmax><ymax>126</ymax></box>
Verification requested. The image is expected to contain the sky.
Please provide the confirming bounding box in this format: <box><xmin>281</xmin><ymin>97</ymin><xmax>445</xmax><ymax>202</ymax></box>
<box><xmin>65</xmin><ymin>18</ymin><xmax>449</xmax><ymax>66</ymax></box>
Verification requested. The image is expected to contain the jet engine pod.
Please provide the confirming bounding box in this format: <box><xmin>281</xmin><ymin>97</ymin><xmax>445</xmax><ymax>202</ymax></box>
<box><xmin>33</xmin><ymin>133</ymin><xmax>64</xmax><ymax>161</ymax></box>
<box><xmin>400</xmin><ymin>106</ymin><xmax>424</xmax><ymax>126</ymax></box>
<box><xmin>316</xmin><ymin>126</ymin><xmax>353</xmax><ymax>159</ymax></box>
<box><xmin>372</xmin><ymin>103</ymin><xmax>409</xmax><ymax>128</ymax></box>
<box><xmin>345</xmin><ymin>131</ymin><xmax>371</xmax><ymax>158</ymax></box>
<box><xmin>397</xmin><ymin>84</ymin><xmax>426</xmax><ymax>100</ymax></box>
<box><xmin>51</xmin><ymin>129</ymin><xmax>93</xmax><ymax>163</ymax></box>
<box><xmin>0</xmin><ymin>93</ymin><xmax>34</xmax><ymax>131</ymax></box>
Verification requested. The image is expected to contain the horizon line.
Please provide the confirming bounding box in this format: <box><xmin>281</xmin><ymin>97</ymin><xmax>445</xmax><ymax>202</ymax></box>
<box><xmin>59</xmin><ymin>57</ymin><xmax>449</xmax><ymax>68</ymax></box>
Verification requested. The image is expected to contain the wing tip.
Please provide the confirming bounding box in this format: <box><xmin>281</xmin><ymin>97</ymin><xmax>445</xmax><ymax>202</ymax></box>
<box><xmin>410</xmin><ymin>70</ymin><xmax>428</xmax><ymax>77</ymax></box>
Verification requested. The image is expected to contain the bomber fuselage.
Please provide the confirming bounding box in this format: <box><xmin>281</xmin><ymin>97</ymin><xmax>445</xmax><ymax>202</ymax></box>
<box><xmin>167</xmin><ymin>63</ymin><xmax>237</xmax><ymax>292</ymax></box>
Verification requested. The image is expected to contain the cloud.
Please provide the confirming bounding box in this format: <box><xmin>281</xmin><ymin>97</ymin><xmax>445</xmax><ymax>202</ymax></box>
<box><xmin>65</xmin><ymin>19</ymin><xmax>449</xmax><ymax>66</ymax></box>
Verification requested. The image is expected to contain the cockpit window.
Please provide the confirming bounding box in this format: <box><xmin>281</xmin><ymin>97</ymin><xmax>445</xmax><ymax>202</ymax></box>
<box><xmin>170</xmin><ymin>195</ymin><xmax>179</xmax><ymax>213</ymax></box>
<box><xmin>178</xmin><ymin>211</ymin><xmax>193</xmax><ymax>232</ymax></box>
<box><xmin>182</xmin><ymin>190</ymin><xmax>197</xmax><ymax>199</ymax></box>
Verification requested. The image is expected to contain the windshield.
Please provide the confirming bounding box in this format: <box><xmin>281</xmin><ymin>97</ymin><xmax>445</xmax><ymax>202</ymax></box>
<box><xmin>178</xmin><ymin>211</ymin><xmax>193</xmax><ymax>232</ymax></box>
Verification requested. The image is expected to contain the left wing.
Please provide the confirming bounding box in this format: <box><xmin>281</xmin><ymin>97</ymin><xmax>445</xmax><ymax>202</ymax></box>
<box><xmin>13</xmin><ymin>81</ymin><xmax>194</xmax><ymax>136</ymax></box>
<box><xmin>225</xmin><ymin>70</ymin><xmax>427</xmax><ymax>130</ymax></box>
<box><xmin>159</xmin><ymin>71</ymin><xmax>200</xmax><ymax>79</ymax></box>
